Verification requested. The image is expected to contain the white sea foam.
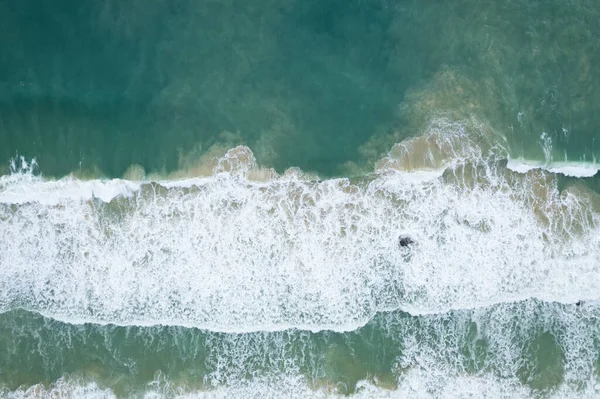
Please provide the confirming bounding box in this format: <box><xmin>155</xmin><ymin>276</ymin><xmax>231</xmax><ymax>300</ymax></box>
<box><xmin>0</xmin><ymin>155</ymin><xmax>141</xmax><ymax>205</ymax></box>
<box><xmin>1</xmin><ymin>122</ymin><xmax>599</xmax><ymax>334</ymax></box>
<box><xmin>0</xmin><ymin>175</ymin><xmax>141</xmax><ymax>205</ymax></box>
<box><xmin>3</xmin><ymin>299</ymin><xmax>598</xmax><ymax>395</ymax></box>
<box><xmin>3</xmin><ymin>371</ymin><xmax>600</xmax><ymax>399</ymax></box>
<box><xmin>507</xmin><ymin>159</ymin><xmax>599</xmax><ymax>178</ymax></box>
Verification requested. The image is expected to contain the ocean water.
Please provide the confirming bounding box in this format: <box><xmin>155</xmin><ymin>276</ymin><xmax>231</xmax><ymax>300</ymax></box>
<box><xmin>1</xmin><ymin>0</ymin><xmax>600</xmax><ymax>398</ymax></box>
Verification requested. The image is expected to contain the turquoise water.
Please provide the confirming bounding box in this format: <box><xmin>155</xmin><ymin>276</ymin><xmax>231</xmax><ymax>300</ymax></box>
<box><xmin>1</xmin><ymin>0</ymin><xmax>599</xmax><ymax>178</ymax></box>
<box><xmin>0</xmin><ymin>301</ymin><xmax>591</xmax><ymax>396</ymax></box>
<box><xmin>1</xmin><ymin>0</ymin><xmax>600</xmax><ymax>398</ymax></box>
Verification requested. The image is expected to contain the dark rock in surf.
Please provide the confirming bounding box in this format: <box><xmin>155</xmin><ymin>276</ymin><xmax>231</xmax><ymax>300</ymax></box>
<box><xmin>398</xmin><ymin>235</ymin><xmax>414</xmax><ymax>248</ymax></box>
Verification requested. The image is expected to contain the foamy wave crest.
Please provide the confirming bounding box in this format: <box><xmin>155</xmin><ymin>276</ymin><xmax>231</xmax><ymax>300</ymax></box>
<box><xmin>3</xmin><ymin>301</ymin><xmax>599</xmax><ymax>392</ymax></box>
<box><xmin>1</xmin><ymin>121</ymin><xmax>599</xmax><ymax>332</ymax></box>
<box><xmin>507</xmin><ymin>159</ymin><xmax>599</xmax><ymax>178</ymax></box>
<box><xmin>375</xmin><ymin>117</ymin><xmax>507</xmax><ymax>173</ymax></box>
<box><xmin>3</xmin><ymin>371</ymin><xmax>600</xmax><ymax>399</ymax></box>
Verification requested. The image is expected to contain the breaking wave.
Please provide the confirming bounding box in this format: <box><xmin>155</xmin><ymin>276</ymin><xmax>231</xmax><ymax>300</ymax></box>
<box><xmin>1</xmin><ymin>119</ymin><xmax>599</xmax><ymax>334</ymax></box>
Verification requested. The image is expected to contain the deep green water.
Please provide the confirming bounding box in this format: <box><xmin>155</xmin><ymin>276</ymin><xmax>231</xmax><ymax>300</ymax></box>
<box><xmin>1</xmin><ymin>0</ymin><xmax>599</xmax><ymax>178</ymax></box>
<box><xmin>1</xmin><ymin>1</ymin><xmax>600</xmax><ymax>398</ymax></box>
